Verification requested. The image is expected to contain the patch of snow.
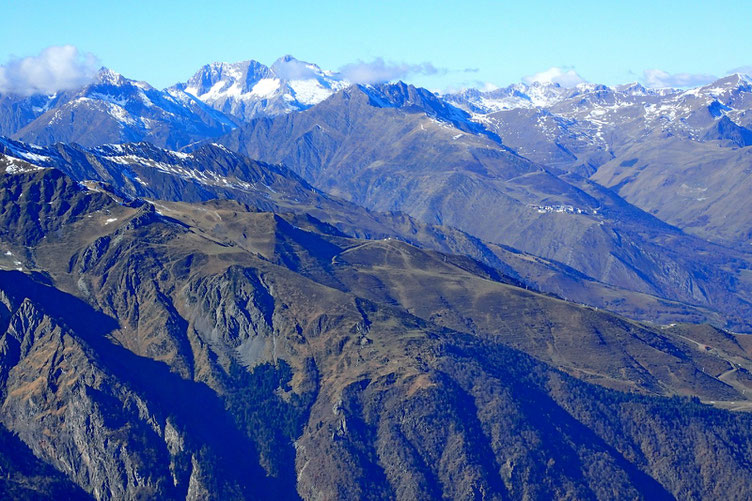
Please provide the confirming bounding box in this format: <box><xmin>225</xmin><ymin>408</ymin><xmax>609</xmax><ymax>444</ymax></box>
<box><xmin>251</xmin><ymin>78</ymin><xmax>282</xmax><ymax>98</ymax></box>
<box><xmin>170</xmin><ymin>151</ymin><xmax>192</xmax><ymax>160</ymax></box>
<box><xmin>289</xmin><ymin>78</ymin><xmax>347</xmax><ymax>105</ymax></box>
<box><xmin>534</xmin><ymin>204</ymin><xmax>589</xmax><ymax>215</ymax></box>
<box><xmin>102</xmin><ymin>153</ymin><xmax>271</xmax><ymax>193</ymax></box>
<box><xmin>210</xmin><ymin>143</ymin><xmax>233</xmax><ymax>153</ymax></box>
<box><xmin>17</xmin><ymin>151</ymin><xmax>50</xmax><ymax>163</ymax></box>
<box><xmin>88</xmin><ymin>92</ymin><xmax>128</xmax><ymax>106</ymax></box>
<box><xmin>4</xmin><ymin>158</ymin><xmax>44</xmax><ymax>174</ymax></box>
<box><xmin>82</xmin><ymin>99</ymin><xmax>137</xmax><ymax>126</ymax></box>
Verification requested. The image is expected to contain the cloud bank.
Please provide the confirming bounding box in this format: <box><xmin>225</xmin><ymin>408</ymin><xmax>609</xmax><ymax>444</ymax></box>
<box><xmin>523</xmin><ymin>67</ymin><xmax>586</xmax><ymax>87</ymax></box>
<box><xmin>642</xmin><ymin>69</ymin><xmax>716</xmax><ymax>88</ymax></box>
<box><xmin>338</xmin><ymin>58</ymin><xmax>446</xmax><ymax>84</ymax></box>
<box><xmin>0</xmin><ymin>45</ymin><xmax>99</xmax><ymax>96</ymax></box>
<box><xmin>728</xmin><ymin>65</ymin><xmax>752</xmax><ymax>77</ymax></box>
<box><xmin>272</xmin><ymin>56</ymin><xmax>322</xmax><ymax>80</ymax></box>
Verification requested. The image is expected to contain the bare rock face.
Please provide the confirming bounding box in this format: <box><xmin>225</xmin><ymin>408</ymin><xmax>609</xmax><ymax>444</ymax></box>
<box><xmin>0</xmin><ymin>293</ymin><xmax>175</xmax><ymax>500</ymax></box>
<box><xmin>184</xmin><ymin>266</ymin><xmax>276</xmax><ymax>357</ymax></box>
<box><xmin>0</xmin><ymin>420</ymin><xmax>91</xmax><ymax>500</ymax></box>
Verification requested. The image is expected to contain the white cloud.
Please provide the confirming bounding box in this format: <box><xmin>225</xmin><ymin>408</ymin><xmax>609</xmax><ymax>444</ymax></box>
<box><xmin>523</xmin><ymin>67</ymin><xmax>585</xmax><ymax>87</ymax></box>
<box><xmin>642</xmin><ymin>69</ymin><xmax>716</xmax><ymax>88</ymax></box>
<box><xmin>338</xmin><ymin>58</ymin><xmax>445</xmax><ymax>84</ymax></box>
<box><xmin>728</xmin><ymin>65</ymin><xmax>752</xmax><ymax>77</ymax></box>
<box><xmin>0</xmin><ymin>45</ymin><xmax>99</xmax><ymax>96</ymax></box>
<box><xmin>272</xmin><ymin>56</ymin><xmax>321</xmax><ymax>80</ymax></box>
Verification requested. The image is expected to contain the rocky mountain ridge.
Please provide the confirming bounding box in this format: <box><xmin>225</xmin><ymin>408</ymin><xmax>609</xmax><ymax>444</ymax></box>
<box><xmin>171</xmin><ymin>55</ymin><xmax>350</xmax><ymax>121</ymax></box>
<box><xmin>4</xmin><ymin>135</ymin><xmax>749</xmax><ymax>335</ymax></box>
<box><xmin>1</xmin><ymin>68</ymin><xmax>236</xmax><ymax>150</ymax></box>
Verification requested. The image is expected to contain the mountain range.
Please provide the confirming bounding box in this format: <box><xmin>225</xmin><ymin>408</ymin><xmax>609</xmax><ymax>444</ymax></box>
<box><xmin>3</xmin><ymin>55</ymin><xmax>752</xmax><ymax>500</ymax></box>
<box><xmin>445</xmin><ymin>74</ymin><xmax>752</xmax><ymax>247</ymax></box>
<box><xmin>215</xmin><ymin>80</ymin><xmax>752</xmax><ymax>334</ymax></box>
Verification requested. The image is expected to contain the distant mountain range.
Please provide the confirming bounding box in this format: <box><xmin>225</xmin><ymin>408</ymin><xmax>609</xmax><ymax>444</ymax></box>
<box><xmin>447</xmin><ymin>74</ymin><xmax>752</xmax><ymax>248</ymax></box>
<box><xmin>2</xmin><ymin>60</ymin><xmax>752</xmax><ymax>332</ymax></box>
<box><xmin>0</xmin><ymin>56</ymin><xmax>349</xmax><ymax>149</ymax></box>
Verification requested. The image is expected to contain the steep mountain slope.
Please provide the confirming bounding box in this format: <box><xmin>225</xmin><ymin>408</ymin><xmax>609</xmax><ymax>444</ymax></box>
<box><xmin>5</xmin><ymin>162</ymin><xmax>752</xmax><ymax>499</ymax></box>
<box><xmin>0</xmin><ymin>92</ymin><xmax>68</xmax><ymax>138</ymax></box>
<box><xmin>0</xmin><ymin>424</ymin><xmax>91</xmax><ymax>500</ymax></box>
<box><xmin>216</xmin><ymin>82</ymin><xmax>752</xmax><ymax>332</ymax></box>
<box><xmin>1</xmin><ymin>136</ymin><xmax>740</xmax><ymax>331</ymax></box>
<box><xmin>153</xmin><ymin>199</ymin><xmax>752</xmax><ymax>403</ymax></box>
<box><xmin>591</xmin><ymin>135</ymin><xmax>752</xmax><ymax>246</ymax></box>
<box><xmin>5</xmin><ymin>68</ymin><xmax>235</xmax><ymax>149</ymax></box>
<box><xmin>172</xmin><ymin>55</ymin><xmax>349</xmax><ymax>121</ymax></box>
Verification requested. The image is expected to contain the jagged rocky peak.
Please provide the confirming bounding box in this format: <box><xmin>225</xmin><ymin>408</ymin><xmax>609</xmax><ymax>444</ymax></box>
<box><xmin>175</xmin><ymin>55</ymin><xmax>350</xmax><ymax>120</ymax></box>
<box><xmin>180</xmin><ymin>59</ymin><xmax>273</xmax><ymax>97</ymax></box>
<box><xmin>339</xmin><ymin>81</ymin><xmax>499</xmax><ymax>140</ymax></box>
<box><xmin>699</xmin><ymin>73</ymin><xmax>752</xmax><ymax>96</ymax></box>
<box><xmin>677</xmin><ymin>74</ymin><xmax>752</xmax><ymax>100</ymax></box>
<box><xmin>84</xmin><ymin>68</ymin><xmax>157</xmax><ymax>103</ymax></box>
<box><xmin>89</xmin><ymin>67</ymin><xmax>155</xmax><ymax>94</ymax></box>
<box><xmin>360</xmin><ymin>80</ymin><xmax>431</xmax><ymax>107</ymax></box>
<box><xmin>714</xmin><ymin>72</ymin><xmax>752</xmax><ymax>87</ymax></box>
<box><xmin>442</xmin><ymin>80</ymin><xmax>574</xmax><ymax>113</ymax></box>
<box><xmin>93</xmin><ymin>67</ymin><xmax>129</xmax><ymax>86</ymax></box>
<box><xmin>615</xmin><ymin>81</ymin><xmax>649</xmax><ymax>95</ymax></box>
<box><xmin>7</xmin><ymin>65</ymin><xmax>236</xmax><ymax>150</ymax></box>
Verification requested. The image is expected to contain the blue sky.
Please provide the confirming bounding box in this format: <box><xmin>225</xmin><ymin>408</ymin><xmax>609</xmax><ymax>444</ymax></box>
<box><xmin>1</xmin><ymin>0</ymin><xmax>751</xmax><ymax>92</ymax></box>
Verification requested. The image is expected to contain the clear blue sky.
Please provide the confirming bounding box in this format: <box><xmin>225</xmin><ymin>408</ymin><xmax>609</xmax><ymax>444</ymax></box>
<box><xmin>2</xmin><ymin>0</ymin><xmax>751</xmax><ymax>90</ymax></box>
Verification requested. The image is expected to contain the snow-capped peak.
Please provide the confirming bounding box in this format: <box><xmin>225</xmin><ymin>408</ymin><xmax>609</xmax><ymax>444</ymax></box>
<box><xmin>696</xmin><ymin>74</ymin><xmax>752</xmax><ymax>96</ymax></box>
<box><xmin>174</xmin><ymin>55</ymin><xmax>350</xmax><ymax>121</ymax></box>
<box><xmin>443</xmin><ymin>81</ymin><xmax>572</xmax><ymax>112</ymax></box>
<box><xmin>615</xmin><ymin>82</ymin><xmax>649</xmax><ymax>96</ymax></box>
<box><xmin>91</xmin><ymin>67</ymin><xmax>154</xmax><ymax>92</ymax></box>
<box><xmin>728</xmin><ymin>73</ymin><xmax>752</xmax><ymax>86</ymax></box>
<box><xmin>94</xmin><ymin>67</ymin><xmax>126</xmax><ymax>86</ymax></box>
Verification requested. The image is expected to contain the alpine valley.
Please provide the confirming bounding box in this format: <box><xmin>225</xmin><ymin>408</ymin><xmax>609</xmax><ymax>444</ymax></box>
<box><xmin>2</xmin><ymin>55</ymin><xmax>752</xmax><ymax>500</ymax></box>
